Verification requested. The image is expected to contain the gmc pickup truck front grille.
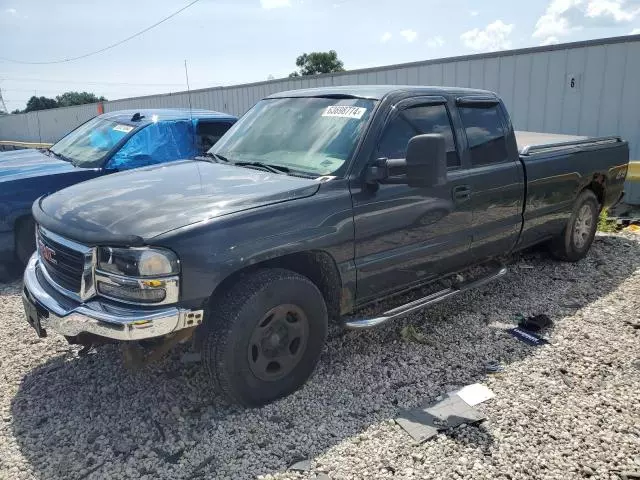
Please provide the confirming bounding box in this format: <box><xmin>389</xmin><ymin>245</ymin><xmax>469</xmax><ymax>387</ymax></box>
<box><xmin>37</xmin><ymin>227</ymin><xmax>93</xmax><ymax>298</ymax></box>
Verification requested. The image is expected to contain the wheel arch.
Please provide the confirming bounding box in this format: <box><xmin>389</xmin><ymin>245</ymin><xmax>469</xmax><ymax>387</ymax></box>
<box><xmin>207</xmin><ymin>249</ymin><xmax>343</xmax><ymax>322</ymax></box>
<box><xmin>582</xmin><ymin>173</ymin><xmax>606</xmax><ymax>210</ymax></box>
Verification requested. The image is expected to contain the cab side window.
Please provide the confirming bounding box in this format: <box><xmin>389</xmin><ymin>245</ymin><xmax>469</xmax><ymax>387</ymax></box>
<box><xmin>458</xmin><ymin>105</ymin><xmax>509</xmax><ymax>166</ymax></box>
<box><xmin>377</xmin><ymin>104</ymin><xmax>460</xmax><ymax>167</ymax></box>
<box><xmin>197</xmin><ymin>121</ymin><xmax>235</xmax><ymax>152</ymax></box>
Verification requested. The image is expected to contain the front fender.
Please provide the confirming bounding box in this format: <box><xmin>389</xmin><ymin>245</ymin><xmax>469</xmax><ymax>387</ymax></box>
<box><xmin>157</xmin><ymin>180</ymin><xmax>355</xmax><ymax>309</ymax></box>
<box><xmin>0</xmin><ymin>169</ymin><xmax>104</xmax><ymax>233</ymax></box>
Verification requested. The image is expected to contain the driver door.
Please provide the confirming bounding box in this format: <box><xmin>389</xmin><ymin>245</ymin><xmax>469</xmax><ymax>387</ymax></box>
<box><xmin>350</xmin><ymin>97</ymin><xmax>474</xmax><ymax>303</ymax></box>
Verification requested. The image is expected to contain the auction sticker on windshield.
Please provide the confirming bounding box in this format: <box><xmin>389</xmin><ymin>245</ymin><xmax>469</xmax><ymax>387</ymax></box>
<box><xmin>113</xmin><ymin>124</ymin><xmax>135</xmax><ymax>133</ymax></box>
<box><xmin>322</xmin><ymin>105</ymin><xmax>367</xmax><ymax>119</ymax></box>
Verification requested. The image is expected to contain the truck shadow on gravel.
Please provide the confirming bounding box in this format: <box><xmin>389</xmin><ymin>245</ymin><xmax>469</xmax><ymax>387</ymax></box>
<box><xmin>9</xmin><ymin>235</ymin><xmax>640</xmax><ymax>479</ymax></box>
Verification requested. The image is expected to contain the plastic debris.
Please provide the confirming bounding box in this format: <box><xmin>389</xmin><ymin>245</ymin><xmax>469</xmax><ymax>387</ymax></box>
<box><xmin>513</xmin><ymin>313</ymin><xmax>526</xmax><ymax>324</ymax></box>
<box><xmin>508</xmin><ymin>327</ymin><xmax>549</xmax><ymax>346</ymax></box>
<box><xmin>485</xmin><ymin>360</ymin><xmax>505</xmax><ymax>373</ymax></box>
<box><xmin>400</xmin><ymin>325</ymin><xmax>429</xmax><ymax>344</ymax></box>
<box><xmin>518</xmin><ymin>314</ymin><xmax>553</xmax><ymax>332</ymax></box>
<box><xmin>455</xmin><ymin>383</ymin><xmax>495</xmax><ymax>406</ymax></box>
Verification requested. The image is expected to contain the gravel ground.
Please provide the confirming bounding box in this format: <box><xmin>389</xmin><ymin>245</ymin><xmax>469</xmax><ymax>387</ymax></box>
<box><xmin>0</xmin><ymin>233</ymin><xmax>638</xmax><ymax>480</ymax></box>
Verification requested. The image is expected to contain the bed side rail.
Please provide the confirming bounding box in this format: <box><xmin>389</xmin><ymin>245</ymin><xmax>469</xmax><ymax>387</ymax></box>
<box><xmin>520</xmin><ymin>136</ymin><xmax>623</xmax><ymax>156</ymax></box>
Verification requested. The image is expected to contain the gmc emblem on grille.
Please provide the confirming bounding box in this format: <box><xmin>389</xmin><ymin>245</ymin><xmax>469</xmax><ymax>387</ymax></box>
<box><xmin>38</xmin><ymin>239</ymin><xmax>57</xmax><ymax>264</ymax></box>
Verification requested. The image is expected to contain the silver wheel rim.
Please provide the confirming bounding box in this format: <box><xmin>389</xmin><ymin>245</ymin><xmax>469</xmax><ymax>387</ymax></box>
<box><xmin>573</xmin><ymin>204</ymin><xmax>593</xmax><ymax>249</ymax></box>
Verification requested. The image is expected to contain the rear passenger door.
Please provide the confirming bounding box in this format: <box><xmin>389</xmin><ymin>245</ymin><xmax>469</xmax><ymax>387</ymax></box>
<box><xmin>455</xmin><ymin>97</ymin><xmax>524</xmax><ymax>262</ymax></box>
<box><xmin>351</xmin><ymin>97</ymin><xmax>474</xmax><ymax>303</ymax></box>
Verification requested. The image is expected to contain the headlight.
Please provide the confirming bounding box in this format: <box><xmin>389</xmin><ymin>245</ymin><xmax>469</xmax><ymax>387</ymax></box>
<box><xmin>97</xmin><ymin>247</ymin><xmax>179</xmax><ymax>277</ymax></box>
<box><xmin>95</xmin><ymin>247</ymin><xmax>180</xmax><ymax>305</ymax></box>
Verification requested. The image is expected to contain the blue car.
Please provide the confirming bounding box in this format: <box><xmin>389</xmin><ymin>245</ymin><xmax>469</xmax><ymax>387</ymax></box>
<box><xmin>0</xmin><ymin>108</ymin><xmax>236</xmax><ymax>267</ymax></box>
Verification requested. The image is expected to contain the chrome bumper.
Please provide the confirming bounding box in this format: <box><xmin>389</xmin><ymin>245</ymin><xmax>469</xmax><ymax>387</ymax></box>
<box><xmin>23</xmin><ymin>254</ymin><xmax>203</xmax><ymax>341</ymax></box>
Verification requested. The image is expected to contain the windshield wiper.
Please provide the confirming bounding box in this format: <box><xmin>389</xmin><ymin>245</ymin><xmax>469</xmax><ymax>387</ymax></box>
<box><xmin>196</xmin><ymin>154</ymin><xmax>291</xmax><ymax>175</ymax></box>
<box><xmin>195</xmin><ymin>152</ymin><xmax>231</xmax><ymax>163</ymax></box>
<box><xmin>47</xmin><ymin>149</ymin><xmax>74</xmax><ymax>164</ymax></box>
<box><xmin>233</xmin><ymin>161</ymin><xmax>290</xmax><ymax>174</ymax></box>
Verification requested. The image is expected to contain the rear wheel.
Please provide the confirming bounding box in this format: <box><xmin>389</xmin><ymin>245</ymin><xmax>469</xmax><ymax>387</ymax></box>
<box><xmin>201</xmin><ymin>269</ymin><xmax>328</xmax><ymax>407</ymax></box>
<box><xmin>15</xmin><ymin>216</ymin><xmax>36</xmax><ymax>266</ymax></box>
<box><xmin>550</xmin><ymin>190</ymin><xmax>599</xmax><ymax>262</ymax></box>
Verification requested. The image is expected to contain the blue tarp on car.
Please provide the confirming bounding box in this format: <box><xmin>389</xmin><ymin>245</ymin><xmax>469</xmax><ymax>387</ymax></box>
<box><xmin>108</xmin><ymin>120</ymin><xmax>198</xmax><ymax>170</ymax></box>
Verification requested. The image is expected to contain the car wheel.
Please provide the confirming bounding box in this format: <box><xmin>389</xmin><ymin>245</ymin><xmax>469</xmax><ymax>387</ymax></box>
<box><xmin>15</xmin><ymin>216</ymin><xmax>36</xmax><ymax>266</ymax></box>
<box><xmin>201</xmin><ymin>268</ymin><xmax>328</xmax><ymax>407</ymax></box>
<box><xmin>550</xmin><ymin>190</ymin><xmax>599</xmax><ymax>262</ymax></box>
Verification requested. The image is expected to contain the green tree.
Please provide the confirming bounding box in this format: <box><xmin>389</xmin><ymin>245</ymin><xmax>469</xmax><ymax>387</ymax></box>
<box><xmin>289</xmin><ymin>50</ymin><xmax>345</xmax><ymax>77</ymax></box>
<box><xmin>56</xmin><ymin>91</ymin><xmax>107</xmax><ymax>107</ymax></box>
<box><xmin>24</xmin><ymin>96</ymin><xmax>58</xmax><ymax>112</ymax></box>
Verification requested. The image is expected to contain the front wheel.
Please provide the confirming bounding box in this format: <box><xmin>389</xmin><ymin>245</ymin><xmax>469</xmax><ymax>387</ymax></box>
<box><xmin>550</xmin><ymin>190</ymin><xmax>599</xmax><ymax>262</ymax></box>
<box><xmin>201</xmin><ymin>269</ymin><xmax>328</xmax><ymax>407</ymax></box>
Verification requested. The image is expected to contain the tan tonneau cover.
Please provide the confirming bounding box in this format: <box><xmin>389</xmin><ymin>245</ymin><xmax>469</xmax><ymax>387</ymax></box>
<box><xmin>515</xmin><ymin>131</ymin><xmax>589</xmax><ymax>155</ymax></box>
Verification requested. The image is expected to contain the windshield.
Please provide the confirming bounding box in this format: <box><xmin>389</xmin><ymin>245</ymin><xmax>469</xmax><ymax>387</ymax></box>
<box><xmin>209</xmin><ymin>97</ymin><xmax>376</xmax><ymax>176</ymax></box>
<box><xmin>50</xmin><ymin>116</ymin><xmax>137</xmax><ymax>167</ymax></box>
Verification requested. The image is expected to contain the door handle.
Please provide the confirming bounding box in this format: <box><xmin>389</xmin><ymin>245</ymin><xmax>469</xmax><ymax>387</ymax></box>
<box><xmin>452</xmin><ymin>185</ymin><xmax>471</xmax><ymax>202</ymax></box>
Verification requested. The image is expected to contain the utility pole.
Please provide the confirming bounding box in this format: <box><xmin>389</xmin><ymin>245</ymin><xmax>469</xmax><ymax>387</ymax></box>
<box><xmin>0</xmin><ymin>88</ymin><xmax>8</xmax><ymax>114</ymax></box>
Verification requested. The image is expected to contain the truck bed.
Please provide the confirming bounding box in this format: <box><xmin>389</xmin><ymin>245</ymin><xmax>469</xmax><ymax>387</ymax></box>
<box><xmin>515</xmin><ymin>131</ymin><xmax>588</xmax><ymax>155</ymax></box>
<box><xmin>515</xmin><ymin>129</ymin><xmax>629</xmax><ymax>249</ymax></box>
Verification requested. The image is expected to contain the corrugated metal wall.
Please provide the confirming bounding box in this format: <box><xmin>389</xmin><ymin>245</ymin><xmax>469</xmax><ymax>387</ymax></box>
<box><xmin>1</xmin><ymin>35</ymin><xmax>639</xmax><ymax>159</ymax></box>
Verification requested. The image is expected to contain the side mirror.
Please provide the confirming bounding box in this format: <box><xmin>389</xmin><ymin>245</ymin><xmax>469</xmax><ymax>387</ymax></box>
<box><xmin>405</xmin><ymin>134</ymin><xmax>447</xmax><ymax>188</ymax></box>
<box><xmin>366</xmin><ymin>134</ymin><xmax>448</xmax><ymax>188</ymax></box>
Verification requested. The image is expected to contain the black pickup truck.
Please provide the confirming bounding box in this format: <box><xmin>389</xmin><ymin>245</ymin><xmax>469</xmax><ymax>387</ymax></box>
<box><xmin>22</xmin><ymin>86</ymin><xmax>629</xmax><ymax>406</ymax></box>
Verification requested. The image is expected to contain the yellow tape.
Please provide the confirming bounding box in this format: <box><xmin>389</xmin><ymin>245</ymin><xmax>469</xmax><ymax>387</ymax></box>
<box><xmin>0</xmin><ymin>140</ymin><xmax>54</xmax><ymax>148</ymax></box>
<box><xmin>628</xmin><ymin>161</ymin><xmax>640</xmax><ymax>181</ymax></box>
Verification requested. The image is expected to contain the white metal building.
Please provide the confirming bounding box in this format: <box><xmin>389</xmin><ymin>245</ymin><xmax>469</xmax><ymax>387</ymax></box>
<box><xmin>1</xmin><ymin>34</ymin><xmax>639</xmax><ymax>159</ymax></box>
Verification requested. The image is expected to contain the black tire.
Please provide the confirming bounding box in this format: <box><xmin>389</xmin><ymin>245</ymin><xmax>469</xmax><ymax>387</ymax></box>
<box><xmin>201</xmin><ymin>268</ymin><xmax>328</xmax><ymax>407</ymax></box>
<box><xmin>15</xmin><ymin>216</ymin><xmax>36</xmax><ymax>266</ymax></box>
<box><xmin>550</xmin><ymin>190</ymin><xmax>599</xmax><ymax>262</ymax></box>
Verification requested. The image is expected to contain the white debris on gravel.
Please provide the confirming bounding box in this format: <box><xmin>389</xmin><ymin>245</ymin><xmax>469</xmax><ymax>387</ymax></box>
<box><xmin>0</xmin><ymin>232</ymin><xmax>639</xmax><ymax>480</ymax></box>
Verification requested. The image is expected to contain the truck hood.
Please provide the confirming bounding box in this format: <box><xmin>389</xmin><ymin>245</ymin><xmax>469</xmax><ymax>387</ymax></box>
<box><xmin>34</xmin><ymin>160</ymin><xmax>321</xmax><ymax>245</ymax></box>
<box><xmin>0</xmin><ymin>149</ymin><xmax>76</xmax><ymax>182</ymax></box>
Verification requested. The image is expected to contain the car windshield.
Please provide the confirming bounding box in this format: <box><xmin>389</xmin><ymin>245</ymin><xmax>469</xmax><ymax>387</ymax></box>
<box><xmin>50</xmin><ymin>116</ymin><xmax>136</xmax><ymax>167</ymax></box>
<box><xmin>209</xmin><ymin>97</ymin><xmax>376</xmax><ymax>176</ymax></box>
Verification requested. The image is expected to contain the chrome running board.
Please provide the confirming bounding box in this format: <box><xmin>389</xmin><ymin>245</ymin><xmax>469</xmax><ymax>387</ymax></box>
<box><xmin>344</xmin><ymin>265</ymin><xmax>508</xmax><ymax>330</ymax></box>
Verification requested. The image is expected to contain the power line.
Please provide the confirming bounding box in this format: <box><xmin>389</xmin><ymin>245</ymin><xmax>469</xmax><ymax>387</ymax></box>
<box><xmin>0</xmin><ymin>0</ymin><xmax>201</xmax><ymax>65</ymax></box>
<box><xmin>1</xmin><ymin>85</ymin><xmax>181</xmax><ymax>93</ymax></box>
<box><xmin>0</xmin><ymin>76</ymin><xmax>190</xmax><ymax>87</ymax></box>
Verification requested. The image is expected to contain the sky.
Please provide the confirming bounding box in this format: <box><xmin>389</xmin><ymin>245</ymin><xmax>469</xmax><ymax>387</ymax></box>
<box><xmin>1</xmin><ymin>0</ymin><xmax>640</xmax><ymax>111</ymax></box>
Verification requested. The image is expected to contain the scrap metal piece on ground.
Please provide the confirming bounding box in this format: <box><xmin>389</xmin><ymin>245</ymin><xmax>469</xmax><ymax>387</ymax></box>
<box><xmin>455</xmin><ymin>383</ymin><xmax>495</xmax><ymax>406</ymax></box>
<box><xmin>288</xmin><ymin>459</ymin><xmax>312</xmax><ymax>472</ymax></box>
<box><xmin>395</xmin><ymin>409</ymin><xmax>440</xmax><ymax>443</ymax></box>
<box><xmin>508</xmin><ymin>327</ymin><xmax>549</xmax><ymax>346</ymax></box>
<box><xmin>485</xmin><ymin>360</ymin><xmax>505</xmax><ymax>373</ymax></box>
<box><xmin>426</xmin><ymin>393</ymin><xmax>486</xmax><ymax>426</ymax></box>
<box><xmin>396</xmin><ymin>393</ymin><xmax>486</xmax><ymax>443</ymax></box>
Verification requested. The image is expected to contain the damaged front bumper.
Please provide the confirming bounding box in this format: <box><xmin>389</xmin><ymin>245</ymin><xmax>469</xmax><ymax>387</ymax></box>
<box><xmin>22</xmin><ymin>253</ymin><xmax>203</xmax><ymax>341</ymax></box>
